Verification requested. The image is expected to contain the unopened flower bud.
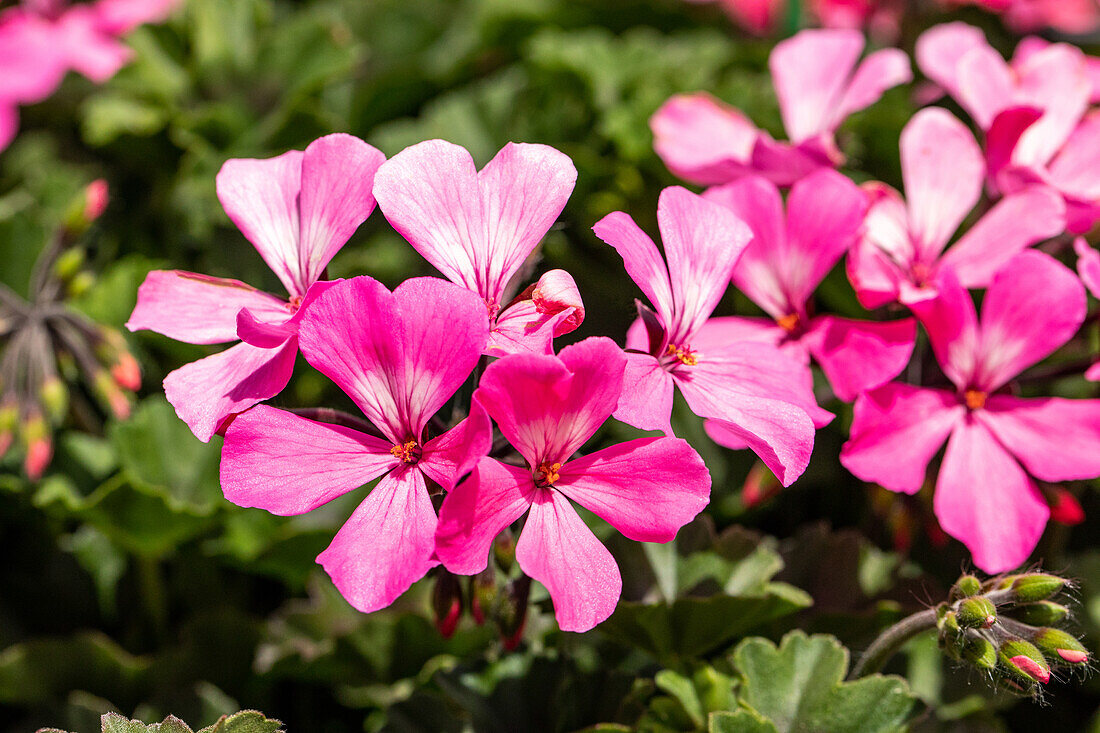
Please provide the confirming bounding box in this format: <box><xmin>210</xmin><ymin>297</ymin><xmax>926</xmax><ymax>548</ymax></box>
<box><xmin>110</xmin><ymin>351</ymin><xmax>141</xmax><ymax>392</ymax></box>
<box><xmin>940</xmin><ymin>610</ymin><xmax>961</xmax><ymax>637</ymax></box>
<box><xmin>1000</xmin><ymin>640</ymin><xmax>1050</xmax><ymax>684</ymax></box>
<box><xmin>952</xmin><ymin>574</ymin><xmax>982</xmax><ymax>599</ymax></box>
<box><xmin>431</xmin><ymin>571</ymin><xmax>464</xmax><ymax>639</ymax></box>
<box><xmin>1010</xmin><ymin>601</ymin><xmax>1069</xmax><ymax>627</ymax></box>
<box><xmin>1048</xmin><ymin>488</ymin><xmax>1085</xmax><ymax>525</ymax></box>
<box><xmin>957</xmin><ymin>597</ymin><xmax>996</xmax><ymax>629</ymax></box>
<box><xmin>1033</xmin><ymin>628</ymin><xmax>1089</xmax><ymax>666</ymax></box>
<box><xmin>21</xmin><ymin>413</ymin><xmax>52</xmax><ymax>480</ymax></box>
<box><xmin>0</xmin><ymin>402</ymin><xmax>17</xmax><ymax>458</ymax></box>
<box><xmin>498</xmin><ymin>576</ymin><xmax>531</xmax><ymax>651</ymax></box>
<box><xmin>493</xmin><ymin>530</ymin><xmax>516</xmax><ymax>573</ymax></box>
<box><xmin>52</xmin><ymin>247</ymin><xmax>85</xmax><ymax>283</ymax></box>
<box><xmin>962</xmin><ymin>636</ymin><xmax>997</xmax><ymax>670</ymax></box>
<box><xmin>470</xmin><ymin>568</ymin><xmax>496</xmax><ymax>626</ymax></box>
<box><xmin>1012</xmin><ymin>574</ymin><xmax>1066</xmax><ymax>603</ymax></box>
<box><xmin>68</xmin><ymin>271</ymin><xmax>94</xmax><ymax>298</ymax></box>
<box><xmin>38</xmin><ymin>377</ymin><xmax>68</xmax><ymax>423</ymax></box>
<box><xmin>93</xmin><ymin>371</ymin><xmax>130</xmax><ymax>419</ymax></box>
<box><xmin>64</xmin><ymin>179</ymin><xmax>108</xmax><ymax>235</ymax></box>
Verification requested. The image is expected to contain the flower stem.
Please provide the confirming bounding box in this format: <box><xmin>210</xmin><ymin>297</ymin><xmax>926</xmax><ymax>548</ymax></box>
<box><xmin>849</xmin><ymin>608</ymin><xmax>939</xmax><ymax>679</ymax></box>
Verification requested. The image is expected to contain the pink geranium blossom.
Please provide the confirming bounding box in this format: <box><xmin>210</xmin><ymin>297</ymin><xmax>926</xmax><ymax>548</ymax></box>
<box><xmin>941</xmin><ymin>0</ymin><xmax>1100</xmax><ymax>34</ymax></box>
<box><xmin>595</xmin><ymin>186</ymin><xmax>827</xmax><ymax>486</ymax></box>
<box><xmin>221</xmin><ymin>276</ymin><xmax>492</xmax><ymax>613</ymax></box>
<box><xmin>847</xmin><ymin>107</ymin><xmax>1064</xmax><ymax>309</ymax></box>
<box><xmin>127</xmin><ymin>134</ymin><xmax>385</xmax><ymax>441</ymax></box>
<box><xmin>702</xmin><ymin>170</ymin><xmax>915</xmax><ymax>402</ymax></box>
<box><xmin>841</xmin><ymin>251</ymin><xmax>1100</xmax><ymax>572</ymax></box>
<box><xmin>651</xmin><ymin>29</ymin><xmax>910</xmax><ymax>187</ymax></box>
<box><xmin>1076</xmin><ymin>238</ymin><xmax>1100</xmax><ymax>382</ymax></box>
<box><xmin>684</xmin><ymin>0</ymin><xmax>785</xmax><ymax>35</ymax></box>
<box><xmin>434</xmin><ymin>337</ymin><xmax>710</xmax><ymax>632</ymax></box>
<box><xmin>372</xmin><ymin>140</ymin><xmax>584</xmax><ymax>356</ymax></box>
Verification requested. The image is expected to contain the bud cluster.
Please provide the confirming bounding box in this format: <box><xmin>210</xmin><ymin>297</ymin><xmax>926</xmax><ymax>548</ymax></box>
<box><xmin>0</xmin><ymin>180</ymin><xmax>140</xmax><ymax>479</ymax></box>
<box><xmin>937</xmin><ymin>571</ymin><xmax>1089</xmax><ymax>696</ymax></box>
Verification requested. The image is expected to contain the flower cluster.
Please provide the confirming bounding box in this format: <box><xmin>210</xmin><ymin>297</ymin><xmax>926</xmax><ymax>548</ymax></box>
<box><xmin>126</xmin><ymin>24</ymin><xmax>1100</xmax><ymax>636</ymax></box>
<box><xmin>0</xmin><ymin>0</ymin><xmax>180</xmax><ymax>150</ymax></box>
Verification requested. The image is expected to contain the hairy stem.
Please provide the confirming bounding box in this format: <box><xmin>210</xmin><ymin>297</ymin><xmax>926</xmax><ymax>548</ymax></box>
<box><xmin>850</xmin><ymin>608</ymin><xmax>939</xmax><ymax>679</ymax></box>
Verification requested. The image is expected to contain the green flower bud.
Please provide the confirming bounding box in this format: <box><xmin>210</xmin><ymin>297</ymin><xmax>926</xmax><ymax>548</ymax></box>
<box><xmin>52</xmin><ymin>247</ymin><xmax>85</xmax><ymax>282</ymax></box>
<box><xmin>1010</xmin><ymin>601</ymin><xmax>1069</xmax><ymax>627</ymax></box>
<box><xmin>999</xmin><ymin>639</ymin><xmax>1050</xmax><ymax>684</ymax></box>
<box><xmin>1012</xmin><ymin>574</ymin><xmax>1066</xmax><ymax>603</ymax></box>
<box><xmin>939</xmin><ymin>610</ymin><xmax>961</xmax><ymax>637</ymax></box>
<box><xmin>962</xmin><ymin>636</ymin><xmax>997</xmax><ymax>670</ymax></box>
<box><xmin>1033</xmin><ymin>628</ymin><xmax>1089</xmax><ymax>665</ymax></box>
<box><xmin>957</xmin><ymin>597</ymin><xmax>997</xmax><ymax>629</ymax></box>
<box><xmin>38</xmin><ymin>377</ymin><xmax>68</xmax><ymax>423</ymax></box>
<box><xmin>953</xmin><ymin>574</ymin><xmax>982</xmax><ymax>599</ymax></box>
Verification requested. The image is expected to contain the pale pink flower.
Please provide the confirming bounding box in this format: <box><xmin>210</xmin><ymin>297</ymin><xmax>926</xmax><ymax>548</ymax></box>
<box><xmin>595</xmin><ymin>186</ymin><xmax>827</xmax><ymax>486</ymax></box>
<box><xmin>847</xmin><ymin>107</ymin><xmax>1064</xmax><ymax>309</ymax></box>
<box><xmin>808</xmin><ymin>0</ymin><xmax>903</xmax><ymax>40</ymax></box>
<box><xmin>127</xmin><ymin>134</ymin><xmax>385</xmax><ymax>441</ymax></box>
<box><xmin>702</xmin><ymin>170</ymin><xmax>915</xmax><ymax>402</ymax></box>
<box><xmin>652</xmin><ymin>29</ymin><xmax>910</xmax><ymax>187</ymax></box>
<box><xmin>841</xmin><ymin>251</ymin><xmax>1100</xmax><ymax>572</ymax></box>
<box><xmin>1075</xmin><ymin>237</ymin><xmax>1100</xmax><ymax>382</ymax></box>
<box><xmin>434</xmin><ymin>337</ymin><xmax>710</xmax><ymax>632</ymax></box>
<box><xmin>372</xmin><ymin>140</ymin><xmax>584</xmax><ymax>357</ymax></box>
<box><xmin>942</xmin><ymin>0</ymin><xmax>1100</xmax><ymax>34</ymax></box>
<box><xmin>221</xmin><ymin>276</ymin><xmax>492</xmax><ymax>613</ymax></box>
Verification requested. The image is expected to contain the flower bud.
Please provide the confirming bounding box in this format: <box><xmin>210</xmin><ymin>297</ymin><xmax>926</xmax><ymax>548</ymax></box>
<box><xmin>1033</xmin><ymin>628</ymin><xmax>1089</xmax><ymax>666</ymax></box>
<box><xmin>52</xmin><ymin>247</ymin><xmax>85</xmax><ymax>283</ymax></box>
<box><xmin>498</xmin><ymin>576</ymin><xmax>531</xmax><ymax>651</ymax></box>
<box><xmin>38</xmin><ymin>376</ymin><xmax>69</xmax><ymax>423</ymax></box>
<box><xmin>1011</xmin><ymin>574</ymin><xmax>1066</xmax><ymax>603</ymax></box>
<box><xmin>20</xmin><ymin>413</ymin><xmax>52</xmax><ymax>480</ymax></box>
<box><xmin>962</xmin><ymin>636</ymin><xmax>997</xmax><ymax>670</ymax></box>
<box><xmin>957</xmin><ymin>597</ymin><xmax>996</xmax><ymax>629</ymax></box>
<box><xmin>493</xmin><ymin>530</ymin><xmax>516</xmax><ymax>573</ymax></box>
<box><xmin>431</xmin><ymin>571</ymin><xmax>464</xmax><ymax>639</ymax></box>
<box><xmin>64</xmin><ymin>179</ymin><xmax>108</xmax><ymax>235</ymax></box>
<box><xmin>939</xmin><ymin>610</ymin><xmax>961</xmax><ymax>637</ymax></box>
<box><xmin>93</xmin><ymin>371</ymin><xmax>130</xmax><ymax>419</ymax></box>
<box><xmin>67</xmin><ymin>271</ymin><xmax>94</xmax><ymax>298</ymax></box>
<box><xmin>470</xmin><ymin>568</ymin><xmax>496</xmax><ymax>626</ymax></box>
<box><xmin>110</xmin><ymin>351</ymin><xmax>142</xmax><ymax>392</ymax></box>
<box><xmin>999</xmin><ymin>640</ymin><xmax>1050</xmax><ymax>684</ymax></box>
<box><xmin>1010</xmin><ymin>601</ymin><xmax>1069</xmax><ymax>627</ymax></box>
<box><xmin>1048</xmin><ymin>488</ymin><xmax>1085</xmax><ymax>525</ymax></box>
<box><xmin>951</xmin><ymin>574</ymin><xmax>982</xmax><ymax>599</ymax></box>
<box><xmin>0</xmin><ymin>402</ymin><xmax>17</xmax><ymax>458</ymax></box>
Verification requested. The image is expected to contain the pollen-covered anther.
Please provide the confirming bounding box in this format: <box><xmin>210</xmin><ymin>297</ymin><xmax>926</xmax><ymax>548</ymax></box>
<box><xmin>287</xmin><ymin>294</ymin><xmax>303</xmax><ymax>313</ymax></box>
<box><xmin>777</xmin><ymin>313</ymin><xmax>800</xmax><ymax>333</ymax></box>
<box><xmin>964</xmin><ymin>389</ymin><xmax>987</xmax><ymax>410</ymax></box>
<box><xmin>665</xmin><ymin>343</ymin><xmax>698</xmax><ymax>367</ymax></box>
<box><xmin>534</xmin><ymin>461</ymin><xmax>561</xmax><ymax>488</ymax></box>
<box><xmin>484</xmin><ymin>298</ymin><xmax>500</xmax><ymax>320</ymax></box>
<box><xmin>390</xmin><ymin>439</ymin><xmax>421</xmax><ymax>464</ymax></box>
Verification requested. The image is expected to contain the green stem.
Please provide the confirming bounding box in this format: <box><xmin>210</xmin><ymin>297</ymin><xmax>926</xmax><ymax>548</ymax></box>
<box><xmin>850</xmin><ymin>608</ymin><xmax>939</xmax><ymax>679</ymax></box>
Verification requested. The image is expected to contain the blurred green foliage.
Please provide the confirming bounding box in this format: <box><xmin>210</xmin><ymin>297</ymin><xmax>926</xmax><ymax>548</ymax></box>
<box><xmin>2</xmin><ymin>0</ymin><xmax>1099</xmax><ymax>731</ymax></box>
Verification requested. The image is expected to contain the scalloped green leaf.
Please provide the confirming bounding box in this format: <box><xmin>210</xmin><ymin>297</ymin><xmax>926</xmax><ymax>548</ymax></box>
<box><xmin>708</xmin><ymin>709</ymin><xmax>778</xmax><ymax>733</ymax></box>
<box><xmin>197</xmin><ymin>710</ymin><xmax>283</xmax><ymax>733</ymax></box>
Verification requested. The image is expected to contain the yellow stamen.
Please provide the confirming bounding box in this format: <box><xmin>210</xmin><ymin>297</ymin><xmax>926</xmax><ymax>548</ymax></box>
<box><xmin>665</xmin><ymin>343</ymin><xmax>698</xmax><ymax>366</ymax></box>
<box><xmin>390</xmin><ymin>439</ymin><xmax>420</xmax><ymax>463</ymax></box>
<box><xmin>535</xmin><ymin>461</ymin><xmax>561</xmax><ymax>487</ymax></box>
<box><xmin>777</xmin><ymin>313</ymin><xmax>800</xmax><ymax>333</ymax></box>
<box><xmin>964</xmin><ymin>389</ymin><xmax>987</xmax><ymax>410</ymax></box>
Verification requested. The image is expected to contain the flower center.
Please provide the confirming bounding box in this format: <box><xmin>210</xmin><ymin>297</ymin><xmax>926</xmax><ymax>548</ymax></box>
<box><xmin>964</xmin><ymin>389</ymin><xmax>987</xmax><ymax>410</ymax></box>
<box><xmin>665</xmin><ymin>343</ymin><xmax>698</xmax><ymax>367</ymax></box>
<box><xmin>534</xmin><ymin>461</ymin><xmax>561</xmax><ymax>488</ymax></box>
<box><xmin>777</xmin><ymin>313</ymin><xmax>800</xmax><ymax>333</ymax></box>
<box><xmin>287</xmin><ymin>294</ymin><xmax>303</xmax><ymax>313</ymax></box>
<box><xmin>390</xmin><ymin>439</ymin><xmax>421</xmax><ymax>464</ymax></box>
<box><xmin>485</xmin><ymin>298</ymin><xmax>500</xmax><ymax>321</ymax></box>
<box><xmin>911</xmin><ymin>262</ymin><xmax>933</xmax><ymax>288</ymax></box>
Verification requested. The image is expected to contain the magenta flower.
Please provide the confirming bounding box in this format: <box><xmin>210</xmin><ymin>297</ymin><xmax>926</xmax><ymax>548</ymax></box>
<box><xmin>372</xmin><ymin>140</ymin><xmax>584</xmax><ymax>357</ymax></box>
<box><xmin>127</xmin><ymin>134</ymin><xmax>385</xmax><ymax>441</ymax></box>
<box><xmin>847</xmin><ymin>108</ymin><xmax>1064</xmax><ymax>309</ymax></box>
<box><xmin>841</xmin><ymin>251</ymin><xmax>1100</xmax><ymax>572</ymax></box>
<box><xmin>683</xmin><ymin>0</ymin><xmax>785</xmax><ymax>35</ymax></box>
<box><xmin>434</xmin><ymin>337</ymin><xmax>710</xmax><ymax>632</ymax></box>
<box><xmin>1075</xmin><ymin>237</ymin><xmax>1100</xmax><ymax>382</ymax></box>
<box><xmin>701</xmin><ymin>170</ymin><xmax>914</xmax><ymax>402</ymax></box>
<box><xmin>595</xmin><ymin>186</ymin><xmax>826</xmax><ymax>486</ymax></box>
<box><xmin>941</xmin><ymin>0</ymin><xmax>1100</xmax><ymax>34</ymax></box>
<box><xmin>221</xmin><ymin>276</ymin><xmax>492</xmax><ymax>612</ymax></box>
<box><xmin>651</xmin><ymin>29</ymin><xmax>910</xmax><ymax>187</ymax></box>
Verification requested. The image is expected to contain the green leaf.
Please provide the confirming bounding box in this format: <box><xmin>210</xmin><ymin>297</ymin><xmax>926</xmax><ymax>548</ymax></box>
<box><xmin>0</xmin><ymin>633</ymin><xmax>147</xmax><ymax>706</ymax></box>
<box><xmin>731</xmin><ymin>632</ymin><xmax>916</xmax><ymax>733</ymax></box>
<box><xmin>709</xmin><ymin>709</ymin><xmax>778</xmax><ymax>733</ymax></box>
<box><xmin>655</xmin><ymin>670</ymin><xmax>704</xmax><ymax>728</ymax></box>
<box><xmin>196</xmin><ymin>710</ymin><xmax>283</xmax><ymax>733</ymax></box>
<box><xmin>101</xmin><ymin>713</ymin><xmax>194</xmax><ymax>733</ymax></box>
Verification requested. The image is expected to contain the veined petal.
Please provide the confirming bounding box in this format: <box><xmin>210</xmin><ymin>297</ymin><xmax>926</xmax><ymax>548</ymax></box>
<box><xmin>802</xmin><ymin>315</ymin><xmax>916</xmax><ymax>402</ymax></box>
<box><xmin>612</xmin><ymin>351</ymin><xmax>675</xmax><ymax>435</ymax></box>
<box><xmin>840</xmin><ymin>383</ymin><xmax>963</xmax><ymax>494</ymax></box>
<box><xmin>658</xmin><ymin>186</ymin><xmax>752</xmax><ymax>343</ymax></box>
<box><xmin>317</xmin><ymin>466</ymin><xmax>438</xmax><ymax>613</ymax></box>
<box><xmin>296</xmin><ymin>134</ymin><xmax>385</xmax><ymax>288</ymax></box>
<box><xmin>126</xmin><ymin>270</ymin><xmax>289</xmax><ymax>345</ymax></box>
<box><xmin>487</xmin><ymin>302</ymin><xmax>574</xmax><ymax>357</ymax></box>
<box><xmin>435</xmin><ymin>458</ymin><xmax>533</xmax><ymax>575</ymax></box>
<box><xmin>935</xmin><ymin>418</ymin><xmax>1048</xmax><ymax>574</ymax></box>
<box><xmin>978</xmin><ymin>395</ymin><xmax>1100</xmax><ymax>482</ymax></box>
<box><xmin>163</xmin><ymin>339</ymin><xmax>298</xmax><ymax>443</ymax></box>
<box><xmin>476</xmin><ymin>337</ymin><xmax>626</xmax><ymax>466</ymax></box>
<box><xmin>216</xmin><ymin>149</ymin><xmax>305</xmax><ymax>298</ymax></box>
<box><xmin>237</xmin><ymin>278</ymin><xmax>337</xmax><ymax>348</ymax></box>
<box><xmin>690</xmin><ymin>316</ymin><xmax>787</xmax><ymax>351</ymax></box>
<box><xmin>516</xmin><ymin>488</ymin><xmax>621</xmax><ymax>632</ymax></box>
<box><xmin>770</xmin><ymin>29</ymin><xmax>864</xmax><ymax>143</ymax></box>
<box><xmin>593</xmin><ymin>211</ymin><xmax>674</xmax><ymax>324</ymax></box>
<box><xmin>703</xmin><ymin>398</ymin><xmax>815</xmax><ymax>487</ymax></box>
<box><xmin>975</xmin><ymin>250</ymin><xmax>1086</xmax><ymax>392</ymax></box>
<box><xmin>530</xmin><ymin>269</ymin><xmax>585</xmax><ymax>336</ymax></box>
<box><xmin>556</xmin><ymin>436</ymin><xmax>710</xmax><ymax>543</ymax></box>
<box><xmin>220</xmin><ymin>405</ymin><xmax>397</xmax><ymax>515</ymax></box>
<box><xmin>420</xmin><ymin>401</ymin><xmax>494</xmax><ymax>492</ymax></box>
<box><xmin>650</xmin><ymin>93</ymin><xmax>758</xmax><ymax>186</ymax></box>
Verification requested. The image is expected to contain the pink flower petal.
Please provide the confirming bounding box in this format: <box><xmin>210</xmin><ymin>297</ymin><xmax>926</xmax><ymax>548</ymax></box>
<box><xmin>593</xmin><ymin>212</ymin><xmax>674</xmax><ymax>326</ymax></box>
<box><xmin>1076</xmin><ymin>237</ymin><xmax>1100</xmax><ymax>298</ymax></box>
<box><xmin>978</xmin><ymin>395</ymin><xmax>1100</xmax><ymax>482</ymax></box>
<box><xmin>748</xmin><ymin>135</ymin><xmax>840</xmax><ymax>187</ymax></box>
<box><xmin>0</xmin><ymin>12</ymin><xmax>67</xmax><ymax>104</ymax></box>
<box><xmin>847</xmin><ymin>183</ymin><xmax>909</xmax><ymax>309</ymax></box>
<box><xmin>1087</xmin><ymin>361</ymin><xmax>1100</xmax><ymax>382</ymax></box>
<box><xmin>435</xmin><ymin>457</ymin><xmax>533</xmax><ymax>575</ymax></box>
<box><xmin>1048</xmin><ymin>111</ymin><xmax>1100</xmax><ymax>202</ymax></box>
<box><xmin>476</xmin><ymin>337</ymin><xmax>625</xmax><ymax>465</ymax></box>
<box><xmin>940</xmin><ymin>186</ymin><xmax>1065</xmax><ymax>289</ymax></box>
<box><xmin>802</xmin><ymin>315</ymin><xmax>916</xmax><ymax>402</ymax></box>
<box><xmin>906</xmin><ymin>269</ymin><xmax>981</xmax><ymax>391</ymax></box>
<box><xmin>974</xmin><ymin>250</ymin><xmax>1086</xmax><ymax>391</ymax></box>
<box><xmin>317</xmin><ymin>466</ymin><xmax>439</xmax><ymax>613</ymax></box>
<box><xmin>296</xmin><ymin>134</ymin><xmax>385</xmax><ymax>288</ymax></box>
<box><xmin>420</xmin><ymin>401</ymin><xmax>494</xmax><ymax>492</ymax></box>
<box><xmin>556</xmin><ymin>436</ymin><xmax>710</xmax><ymax>543</ymax></box>
<box><xmin>298</xmin><ymin>276</ymin><xmax>488</xmax><ymax>444</ymax></box>
<box><xmin>1007</xmin><ymin>43</ymin><xmax>1090</xmax><ymax>168</ymax></box>
<box><xmin>914</xmin><ymin>22</ymin><xmax>988</xmax><ymax>100</ymax></box>
<box><xmin>531</xmin><ymin>269</ymin><xmax>585</xmax><ymax>336</ymax></box>
<box><xmin>91</xmin><ymin>0</ymin><xmax>180</xmax><ymax>35</ymax></box>
<box><xmin>126</xmin><ymin>270</ymin><xmax>290</xmax><ymax>345</ymax></box>
<box><xmin>216</xmin><ymin>149</ymin><xmax>306</xmax><ymax>298</ymax></box>
<box><xmin>986</xmin><ymin>107</ymin><xmax>1043</xmax><ymax>187</ymax></box>
<box><xmin>612</xmin><ymin>351</ymin><xmax>675</xmax><ymax>435</ymax></box>
<box><xmin>934</xmin><ymin>418</ymin><xmax>1048</xmax><ymax>573</ymax></box>
<box><xmin>690</xmin><ymin>316</ymin><xmax>787</xmax><ymax>351</ymax></box>
<box><xmin>702</xmin><ymin>398</ymin><xmax>815</xmax><ymax>486</ymax></box>
<box><xmin>220</xmin><ymin>405</ymin><xmax>397</xmax><ymax>515</ymax></box>
<box><xmin>163</xmin><ymin>339</ymin><xmax>298</xmax><ymax>442</ymax></box>
<box><xmin>900</xmin><ymin>108</ymin><xmax>984</xmax><ymax>261</ymax></box>
<box><xmin>954</xmin><ymin>44</ymin><xmax>1016</xmax><ymax>130</ymax></box>
<box><xmin>236</xmin><ymin>278</ymin><xmax>336</xmax><ymax>348</ymax></box>
<box><xmin>833</xmin><ymin>47</ymin><xmax>912</xmax><ymax>124</ymax></box>
<box><xmin>0</xmin><ymin>104</ymin><xmax>15</xmax><ymax>151</ymax></box>
<box><xmin>55</xmin><ymin>6</ymin><xmax>131</xmax><ymax>83</ymax></box>
<box><xmin>840</xmin><ymin>383</ymin><xmax>964</xmax><ymax>494</ymax></box>
<box><xmin>650</xmin><ymin>93</ymin><xmax>758</xmax><ymax>185</ymax></box>
<box><xmin>770</xmin><ymin>29</ymin><xmax>864</xmax><ymax>144</ymax></box>
<box><xmin>515</xmin><ymin>488</ymin><xmax>621</xmax><ymax>632</ymax></box>
<box><xmin>487</xmin><ymin>302</ymin><xmax>573</xmax><ymax>356</ymax></box>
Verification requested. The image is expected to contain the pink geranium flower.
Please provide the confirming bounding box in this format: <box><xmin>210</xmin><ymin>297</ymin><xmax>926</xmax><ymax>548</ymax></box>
<box><xmin>221</xmin><ymin>276</ymin><xmax>492</xmax><ymax>613</ymax></box>
<box><xmin>941</xmin><ymin>0</ymin><xmax>1100</xmax><ymax>34</ymax></box>
<box><xmin>701</xmin><ymin>170</ymin><xmax>915</xmax><ymax>402</ymax></box>
<box><xmin>127</xmin><ymin>134</ymin><xmax>385</xmax><ymax>441</ymax></box>
<box><xmin>1075</xmin><ymin>238</ymin><xmax>1100</xmax><ymax>382</ymax></box>
<box><xmin>651</xmin><ymin>29</ymin><xmax>910</xmax><ymax>187</ymax></box>
<box><xmin>435</xmin><ymin>337</ymin><xmax>710</xmax><ymax>632</ymax></box>
<box><xmin>372</xmin><ymin>140</ymin><xmax>584</xmax><ymax>357</ymax></box>
<box><xmin>684</xmin><ymin>0</ymin><xmax>785</xmax><ymax>35</ymax></box>
<box><xmin>595</xmin><ymin>186</ymin><xmax>827</xmax><ymax>486</ymax></box>
<box><xmin>841</xmin><ymin>251</ymin><xmax>1100</xmax><ymax>572</ymax></box>
<box><xmin>847</xmin><ymin>108</ymin><xmax>1064</xmax><ymax>309</ymax></box>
